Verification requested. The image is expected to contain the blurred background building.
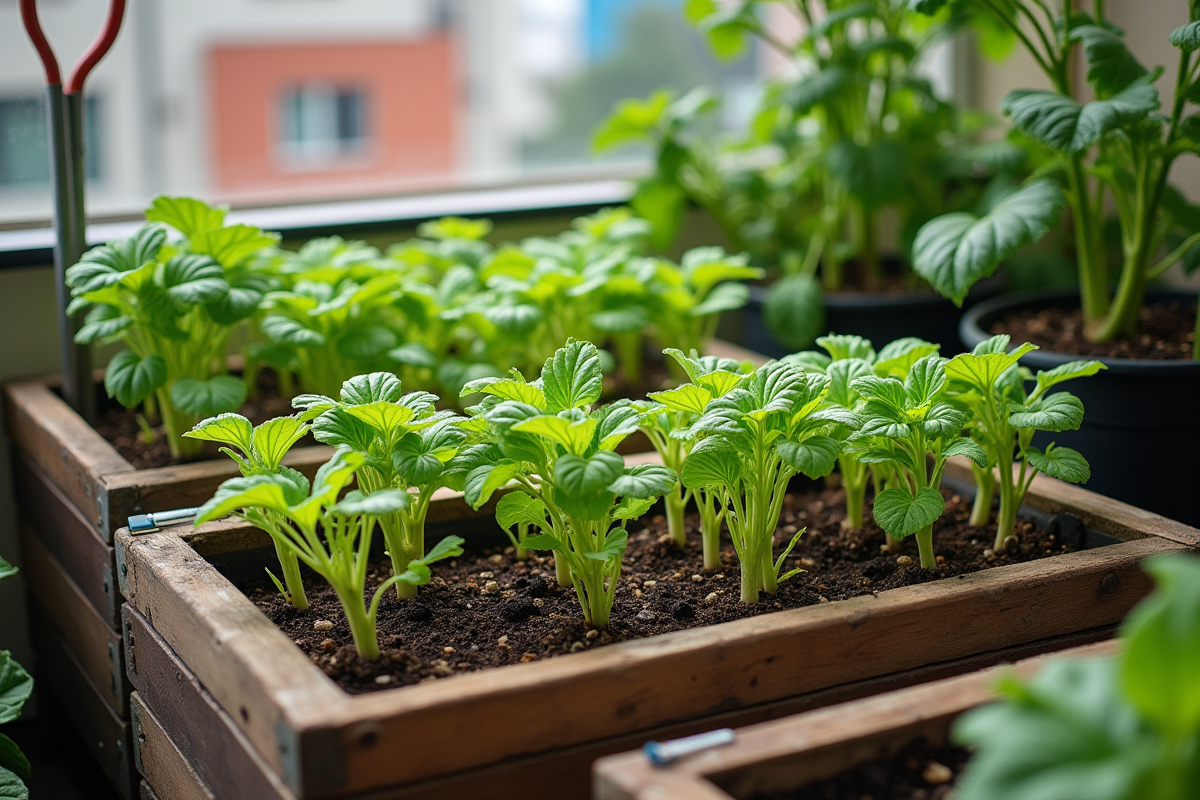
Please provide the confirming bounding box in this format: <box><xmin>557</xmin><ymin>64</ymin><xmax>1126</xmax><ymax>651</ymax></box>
<box><xmin>0</xmin><ymin>0</ymin><xmax>757</xmax><ymax>223</ymax></box>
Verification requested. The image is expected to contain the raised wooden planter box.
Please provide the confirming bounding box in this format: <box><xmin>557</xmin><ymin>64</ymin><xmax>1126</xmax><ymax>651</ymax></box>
<box><xmin>115</xmin><ymin>457</ymin><xmax>1199</xmax><ymax>800</ymax></box>
<box><xmin>593</xmin><ymin>638</ymin><xmax>1121</xmax><ymax>800</ymax></box>
<box><xmin>3</xmin><ymin>339</ymin><xmax>764</xmax><ymax>800</ymax></box>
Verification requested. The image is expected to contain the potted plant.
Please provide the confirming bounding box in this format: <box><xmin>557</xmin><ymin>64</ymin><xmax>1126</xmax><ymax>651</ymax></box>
<box><xmin>909</xmin><ymin>0</ymin><xmax>1200</xmax><ymax>525</ymax></box>
<box><xmin>593</xmin><ymin>553</ymin><xmax>1200</xmax><ymax>800</ymax></box>
<box><xmin>594</xmin><ymin>0</ymin><xmax>1025</xmax><ymax>355</ymax></box>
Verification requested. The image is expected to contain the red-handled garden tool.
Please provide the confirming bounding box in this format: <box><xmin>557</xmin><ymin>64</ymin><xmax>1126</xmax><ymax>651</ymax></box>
<box><xmin>19</xmin><ymin>0</ymin><xmax>127</xmax><ymax>423</ymax></box>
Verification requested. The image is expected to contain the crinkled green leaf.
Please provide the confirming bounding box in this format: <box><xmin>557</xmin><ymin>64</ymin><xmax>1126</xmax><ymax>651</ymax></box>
<box><xmin>330</xmin><ymin>489</ymin><xmax>409</xmax><ymax>517</ymax></box>
<box><xmin>337</xmin><ymin>326</ymin><xmax>398</xmax><ymax>361</ymax></box>
<box><xmin>495</xmin><ymin>492</ymin><xmax>548</xmax><ymax>531</ymax></box>
<box><xmin>0</xmin><ymin>734</ymin><xmax>30</xmax><ymax>784</ymax></box>
<box><xmin>1027</xmin><ymin>445</ymin><xmax>1090</xmax><ymax>483</ymax></box>
<box><xmin>904</xmin><ymin>355</ymin><xmax>947</xmax><ymax>406</ymax></box>
<box><xmin>765</xmin><ymin>273</ymin><xmax>825</xmax><ymax>351</ymax></box>
<box><xmin>145</xmin><ymin>195</ymin><xmax>226</xmax><ymax>237</ymax></box>
<box><xmin>581</xmin><ymin>529</ymin><xmax>629</xmax><ymax>562</ymax></box>
<box><xmin>776</xmin><ymin>435</ymin><xmax>839</xmax><ymax>479</ymax></box>
<box><xmin>512</xmin><ymin>414</ymin><xmax>597</xmax><ymax>456</ymax></box>
<box><xmin>648</xmin><ymin>384</ymin><xmax>712</xmax><ymax>415</ymax></box>
<box><xmin>818</xmin><ymin>334</ymin><xmax>876</xmax><ymax>362</ymax></box>
<box><xmin>311</xmin><ymin>408</ymin><xmax>375</xmax><ymax>451</ymax></box>
<box><xmin>943</xmin><ymin>437</ymin><xmax>989</xmax><ymax>468</ymax></box>
<box><xmin>0</xmin><ymin>558</ymin><xmax>15</xmax><ymax>582</ymax></box>
<box><xmin>1009</xmin><ymin>392</ymin><xmax>1084</xmax><ymax>432</ymax></box>
<box><xmin>613</xmin><ymin>496</ymin><xmax>655</xmax><ymax>521</ymax></box>
<box><xmin>262</xmin><ymin>315</ymin><xmax>325</xmax><ymax>347</ymax></box>
<box><xmin>464</xmin><ymin>461</ymin><xmax>523</xmax><ymax>509</ymax></box>
<box><xmin>873</xmin><ymin>338</ymin><xmax>939</xmax><ymax>378</ymax></box>
<box><xmin>850</xmin><ymin>375</ymin><xmax>908</xmax><ymax>410</ymax></box>
<box><xmin>553</xmin><ymin>451</ymin><xmax>624</xmax><ymax>521</ymax></box>
<box><xmin>75</xmin><ymin>305</ymin><xmax>132</xmax><ymax>344</ymax></box>
<box><xmin>161</xmin><ymin>254</ymin><xmax>228</xmax><ymax>305</ymax></box>
<box><xmin>947</xmin><ymin>342</ymin><xmax>1038</xmax><ymax>392</ymax></box>
<box><xmin>921</xmin><ymin>403</ymin><xmax>966</xmax><ymax>439</ymax></box>
<box><xmin>195</xmin><ymin>474</ymin><xmax>296</xmax><ymax>524</ymax></box>
<box><xmin>1170</xmin><ymin>20</ymin><xmax>1200</xmax><ymax>52</ymax></box>
<box><xmin>184</xmin><ymin>413</ymin><xmax>254</xmax><ymax>453</ymax></box>
<box><xmin>520</xmin><ymin>534</ymin><xmax>567</xmax><ymax>554</ymax></box>
<box><xmin>828</xmin><ymin>138</ymin><xmax>909</xmax><ymax>208</ymax></box>
<box><xmin>914</xmin><ymin>181</ymin><xmax>1065</xmax><ymax>304</ymax></box>
<box><xmin>872</xmin><ymin>486</ymin><xmax>945</xmax><ymax>539</ymax></box>
<box><xmin>680</xmin><ymin>437</ymin><xmax>741</xmax><ymax>489</ymax></box>
<box><xmin>542</xmin><ymin>340</ymin><xmax>604</xmax><ymax>412</ymax></box>
<box><xmin>104</xmin><ymin>351</ymin><xmax>167</xmax><ymax>408</ymax></box>
<box><xmin>1071</xmin><ymin>25</ymin><xmax>1148</xmax><ymax>97</ymax></box>
<box><xmin>0</xmin><ymin>765</ymin><xmax>28</xmax><ymax>800</ymax></box>
<box><xmin>170</xmin><ymin>375</ymin><xmax>246</xmax><ymax>418</ymax></box>
<box><xmin>190</xmin><ymin>224</ymin><xmax>279</xmax><ymax>268</ymax></box>
<box><xmin>0</xmin><ymin>653</ymin><xmax>32</xmax><ymax>725</ymax></box>
<box><xmin>461</xmin><ymin>377</ymin><xmax>545</xmax><ymax>407</ymax></box>
<box><xmin>608</xmin><ymin>464</ymin><xmax>676</xmax><ymax>499</ymax></box>
<box><xmin>1035</xmin><ymin>360</ymin><xmax>1106</xmax><ymax>393</ymax></box>
<box><xmin>340</xmin><ymin>372</ymin><xmax>404</xmax><ymax>405</ymax></box>
<box><xmin>692</xmin><ymin>281</ymin><xmax>751</xmax><ymax>317</ymax></box>
<box><xmin>1001</xmin><ymin>79</ymin><xmax>1159</xmax><ymax>153</ymax></box>
<box><xmin>250</xmin><ymin>416</ymin><xmax>308</xmax><ymax>469</ymax></box>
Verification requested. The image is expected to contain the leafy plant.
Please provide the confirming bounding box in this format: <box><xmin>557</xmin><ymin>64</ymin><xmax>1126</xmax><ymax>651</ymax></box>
<box><xmin>292</xmin><ymin>373</ymin><xmax>471</xmax><ymax>600</ymax></box>
<box><xmin>913</xmin><ymin>0</ymin><xmax>1200</xmax><ymax>354</ymax></box>
<box><xmin>953</xmin><ymin>553</ymin><xmax>1200</xmax><ymax>799</ymax></box>
<box><xmin>66</xmin><ymin>196</ymin><xmax>279</xmax><ymax>456</ymax></box>
<box><xmin>784</xmin><ymin>334</ymin><xmax>941</xmax><ymax>533</ymax></box>
<box><xmin>0</xmin><ymin>555</ymin><xmax>32</xmax><ymax>800</ymax></box>
<box><xmin>461</xmin><ymin>341</ymin><xmax>677</xmax><ymax>628</ymax></box>
<box><xmin>679</xmin><ymin>359</ymin><xmax>843</xmax><ymax>601</ymax></box>
<box><xmin>196</xmin><ymin>447</ymin><xmax>463</xmax><ymax>660</ymax></box>
<box><xmin>596</xmin><ymin>1</ymin><xmax>1022</xmax><ymax>348</ymax></box>
<box><xmin>636</xmin><ymin>348</ymin><xmax>750</xmax><ymax>566</ymax></box>
<box><xmin>946</xmin><ymin>335</ymin><xmax>1104</xmax><ymax>551</ymax></box>
<box><xmin>845</xmin><ymin>353</ymin><xmax>987</xmax><ymax>568</ymax></box>
<box><xmin>184</xmin><ymin>413</ymin><xmax>313</xmax><ymax>608</ymax></box>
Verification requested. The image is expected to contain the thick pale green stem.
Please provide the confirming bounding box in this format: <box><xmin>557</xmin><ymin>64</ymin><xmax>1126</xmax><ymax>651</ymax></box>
<box><xmin>554</xmin><ymin>553</ymin><xmax>573</xmax><ymax>587</ymax></box>
<box><xmin>759</xmin><ymin>544</ymin><xmax>778</xmax><ymax>595</ymax></box>
<box><xmin>275</xmin><ymin>543</ymin><xmax>309</xmax><ymax>610</ymax></box>
<box><xmin>665</xmin><ymin>491</ymin><xmax>687</xmax><ymax>547</ymax></box>
<box><xmin>336</xmin><ymin>587</ymin><xmax>381</xmax><ymax>662</ymax></box>
<box><xmin>915</xmin><ymin>526</ymin><xmax>936</xmax><ymax>570</ymax></box>
<box><xmin>1067</xmin><ymin>156</ymin><xmax>1111</xmax><ymax>325</ymax></box>
<box><xmin>515</xmin><ymin>521</ymin><xmax>529</xmax><ymax>561</ymax></box>
<box><xmin>699</xmin><ymin>500</ymin><xmax>723</xmax><ymax>571</ymax></box>
<box><xmin>740</xmin><ymin>549</ymin><xmax>761</xmax><ymax>603</ymax></box>
<box><xmin>842</xmin><ymin>466</ymin><xmax>867</xmax><ymax>529</ymax></box>
<box><xmin>161</xmin><ymin>395</ymin><xmax>201</xmax><ymax>459</ymax></box>
<box><xmin>969</xmin><ymin>465</ymin><xmax>996</xmax><ymax>527</ymax></box>
<box><xmin>994</xmin><ymin>492</ymin><xmax>1019</xmax><ymax>553</ymax></box>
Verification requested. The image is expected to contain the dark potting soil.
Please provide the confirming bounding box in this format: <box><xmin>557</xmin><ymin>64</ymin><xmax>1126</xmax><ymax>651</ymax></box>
<box><xmin>94</xmin><ymin>368</ymin><xmax>299</xmax><ymax>469</ymax></box>
<box><xmin>245</xmin><ymin>485</ymin><xmax>1076</xmax><ymax>695</ymax></box>
<box><xmin>754</xmin><ymin>738</ymin><xmax>971</xmax><ymax>800</ymax></box>
<box><xmin>991</xmin><ymin>300</ymin><xmax>1197</xmax><ymax>361</ymax></box>
<box><xmin>93</xmin><ymin>359</ymin><xmax>677</xmax><ymax>470</ymax></box>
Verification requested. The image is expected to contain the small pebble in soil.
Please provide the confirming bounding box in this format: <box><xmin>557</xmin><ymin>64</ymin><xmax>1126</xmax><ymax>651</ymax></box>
<box><xmin>482</xmin><ymin>581</ymin><xmax>501</xmax><ymax>594</ymax></box>
<box><xmin>637</xmin><ymin>609</ymin><xmax>656</xmax><ymax>622</ymax></box>
<box><xmin>691</xmin><ymin>574</ymin><xmax>703</xmax><ymax>582</ymax></box>
<box><xmin>586</xmin><ymin>629</ymin><xmax>599</xmax><ymax>640</ymax></box>
<box><xmin>314</xmin><ymin>620</ymin><xmax>334</xmax><ymax>631</ymax></box>
<box><xmin>443</xmin><ymin>646</ymin><xmax>455</xmax><ymax>654</ymax></box>
<box><xmin>497</xmin><ymin>635</ymin><xmax>509</xmax><ymax>648</ymax></box>
<box><xmin>320</xmin><ymin>639</ymin><xmax>336</xmax><ymax>653</ymax></box>
<box><xmin>498</xmin><ymin>598</ymin><xmax>539</xmax><ymax>623</ymax></box>
<box><xmin>983</xmin><ymin>549</ymin><xmax>996</xmax><ymax>560</ymax></box>
<box><xmin>703</xmin><ymin>592</ymin><xmax>719</xmax><ymax>604</ymax></box>
<box><xmin>670</xmin><ymin>600</ymin><xmax>696</xmax><ymax>621</ymax></box>
<box><xmin>643</xmin><ymin>580</ymin><xmax>657</xmax><ymax>587</ymax></box>
<box><xmin>923</xmin><ymin>761</ymin><xmax>954</xmax><ymax>785</ymax></box>
<box><xmin>403</xmin><ymin>601</ymin><xmax>433</xmax><ymax>623</ymax></box>
<box><xmin>488</xmin><ymin>554</ymin><xmax>504</xmax><ymax>564</ymax></box>
<box><xmin>374</xmin><ymin>675</ymin><xmax>393</xmax><ymax>685</ymax></box>
<box><xmin>520</xmin><ymin>653</ymin><xmax>538</xmax><ymax>662</ymax></box>
<box><xmin>897</xmin><ymin>555</ymin><xmax>913</xmax><ymax>566</ymax></box>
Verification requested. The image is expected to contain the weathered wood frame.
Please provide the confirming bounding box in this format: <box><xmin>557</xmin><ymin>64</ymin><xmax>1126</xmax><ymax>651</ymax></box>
<box><xmin>116</xmin><ymin>459</ymin><xmax>1199</xmax><ymax>799</ymax></box>
<box><xmin>3</xmin><ymin>339</ymin><xmax>764</xmax><ymax>800</ymax></box>
<box><xmin>592</xmin><ymin>639</ymin><xmax>1122</xmax><ymax>800</ymax></box>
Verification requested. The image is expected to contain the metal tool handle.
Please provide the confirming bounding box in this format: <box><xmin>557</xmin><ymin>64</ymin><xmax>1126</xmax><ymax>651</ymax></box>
<box><xmin>19</xmin><ymin>0</ymin><xmax>127</xmax><ymax>424</ymax></box>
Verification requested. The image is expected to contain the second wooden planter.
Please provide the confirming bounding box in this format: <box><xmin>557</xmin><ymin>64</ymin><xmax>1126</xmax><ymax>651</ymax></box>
<box><xmin>593</xmin><ymin>638</ymin><xmax>1122</xmax><ymax>800</ymax></box>
<box><xmin>115</xmin><ymin>461</ymin><xmax>1199</xmax><ymax>800</ymax></box>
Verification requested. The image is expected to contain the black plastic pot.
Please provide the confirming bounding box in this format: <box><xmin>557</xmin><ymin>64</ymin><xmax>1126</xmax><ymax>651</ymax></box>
<box><xmin>723</xmin><ymin>278</ymin><xmax>1002</xmax><ymax>359</ymax></box>
<box><xmin>961</xmin><ymin>288</ymin><xmax>1200</xmax><ymax>527</ymax></box>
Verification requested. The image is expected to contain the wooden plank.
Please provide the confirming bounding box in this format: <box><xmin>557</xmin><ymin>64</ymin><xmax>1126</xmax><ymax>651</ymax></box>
<box><xmin>125</xmin><ymin>603</ymin><xmax>1111</xmax><ymax>800</ymax></box>
<box><xmin>28</xmin><ymin>601</ymin><xmax>135</xmax><ymax>800</ymax></box>
<box><xmin>19</xmin><ymin>520</ymin><xmax>127</xmax><ymax>715</ymax></box>
<box><xmin>593</xmin><ymin>640</ymin><xmax>1122</xmax><ymax>800</ymax></box>
<box><xmin>12</xmin><ymin>451</ymin><xmax>120</xmax><ymax>627</ymax></box>
<box><xmin>3</xmin><ymin>379</ymin><xmax>131</xmax><ymax>536</ymax></box>
<box><xmin>118</xmin><ymin>509</ymin><xmax>1185</xmax><ymax>798</ymax></box>
<box><xmin>124</xmin><ymin>607</ymin><xmax>295</xmax><ymax>800</ymax></box>
<box><xmin>131</xmin><ymin>693</ymin><xmax>216</xmax><ymax>800</ymax></box>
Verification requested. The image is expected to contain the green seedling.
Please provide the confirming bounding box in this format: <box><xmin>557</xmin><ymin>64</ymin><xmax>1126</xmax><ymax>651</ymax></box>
<box><xmin>185</xmin><ymin>412</ymin><xmax>312</xmax><ymax>608</ymax></box>
<box><xmin>196</xmin><ymin>447</ymin><xmax>463</xmax><ymax>661</ymax></box>
<box><xmin>0</xmin><ymin>555</ymin><xmax>33</xmax><ymax>800</ymax></box>
<box><xmin>679</xmin><ymin>359</ymin><xmax>844</xmax><ymax>602</ymax></box>
<box><xmin>461</xmin><ymin>340</ymin><xmax>676</xmax><ymax>628</ymax></box>
<box><xmin>946</xmin><ymin>335</ymin><xmax>1104</xmax><ymax>551</ymax></box>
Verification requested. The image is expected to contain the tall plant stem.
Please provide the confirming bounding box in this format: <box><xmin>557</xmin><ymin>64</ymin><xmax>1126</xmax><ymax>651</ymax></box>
<box><xmin>554</xmin><ymin>553</ymin><xmax>573</xmax><ymax>587</ymax></box>
<box><xmin>336</xmin><ymin>586</ymin><xmax>381</xmax><ymax>662</ymax></box>
<box><xmin>664</xmin><ymin>490</ymin><xmax>687</xmax><ymax>547</ymax></box>
<box><xmin>739</xmin><ymin>546</ymin><xmax>761</xmax><ymax>603</ymax></box>
<box><xmin>1066</xmin><ymin>155</ymin><xmax>1111</xmax><ymax>325</ymax></box>
<box><xmin>969</xmin><ymin>463</ymin><xmax>995</xmax><ymax>527</ymax></box>
<box><xmin>840</xmin><ymin>456</ymin><xmax>868</xmax><ymax>529</ymax></box>
<box><xmin>274</xmin><ymin>541</ymin><xmax>309</xmax><ymax>610</ymax></box>
<box><xmin>915</xmin><ymin>526</ymin><xmax>936</xmax><ymax>570</ymax></box>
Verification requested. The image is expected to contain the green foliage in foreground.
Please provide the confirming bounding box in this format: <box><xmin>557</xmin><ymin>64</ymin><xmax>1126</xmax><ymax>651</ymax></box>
<box><xmin>0</xmin><ymin>556</ymin><xmax>32</xmax><ymax>800</ymax></box>
<box><xmin>954</xmin><ymin>554</ymin><xmax>1200</xmax><ymax>800</ymax></box>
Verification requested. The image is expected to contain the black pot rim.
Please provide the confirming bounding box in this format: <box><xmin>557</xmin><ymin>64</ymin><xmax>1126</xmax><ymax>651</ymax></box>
<box><xmin>747</xmin><ymin>274</ymin><xmax>1003</xmax><ymax>309</ymax></box>
<box><xmin>960</xmin><ymin>288</ymin><xmax>1199</xmax><ymax>374</ymax></box>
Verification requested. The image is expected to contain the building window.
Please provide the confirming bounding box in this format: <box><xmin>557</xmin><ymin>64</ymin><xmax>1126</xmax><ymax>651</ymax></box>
<box><xmin>0</xmin><ymin>96</ymin><xmax>103</xmax><ymax>187</ymax></box>
<box><xmin>279</xmin><ymin>85</ymin><xmax>370</xmax><ymax>165</ymax></box>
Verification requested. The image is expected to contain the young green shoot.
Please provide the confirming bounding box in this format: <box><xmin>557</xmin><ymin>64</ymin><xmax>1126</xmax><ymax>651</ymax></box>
<box><xmin>196</xmin><ymin>447</ymin><xmax>463</xmax><ymax>661</ymax></box>
<box><xmin>461</xmin><ymin>341</ymin><xmax>676</xmax><ymax>628</ymax></box>
<box><xmin>846</xmin><ymin>354</ymin><xmax>987</xmax><ymax>569</ymax></box>
<box><xmin>679</xmin><ymin>359</ymin><xmax>843</xmax><ymax>602</ymax></box>
<box><xmin>292</xmin><ymin>373</ymin><xmax>469</xmax><ymax>599</ymax></box>
<box><xmin>946</xmin><ymin>335</ymin><xmax>1104</xmax><ymax>552</ymax></box>
<box><xmin>185</xmin><ymin>412</ymin><xmax>312</xmax><ymax>607</ymax></box>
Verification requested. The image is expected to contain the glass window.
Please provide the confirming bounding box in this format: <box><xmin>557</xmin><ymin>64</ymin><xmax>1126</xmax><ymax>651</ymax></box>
<box><xmin>0</xmin><ymin>95</ymin><xmax>103</xmax><ymax>188</ymax></box>
<box><xmin>279</xmin><ymin>85</ymin><xmax>370</xmax><ymax>165</ymax></box>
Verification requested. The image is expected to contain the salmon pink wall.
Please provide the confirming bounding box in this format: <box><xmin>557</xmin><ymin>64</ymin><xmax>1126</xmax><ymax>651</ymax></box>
<box><xmin>208</xmin><ymin>36</ymin><xmax>457</xmax><ymax>197</ymax></box>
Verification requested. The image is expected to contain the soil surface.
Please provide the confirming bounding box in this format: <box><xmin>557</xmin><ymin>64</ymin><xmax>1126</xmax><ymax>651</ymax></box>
<box><xmin>755</xmin><ymin>738</ymin><xmax>971</xmax><ymax>800</ymax></box>
<box><xmin>991</xmin><ymin>300</ymin><xmax>1197</xmax><ymax>360</ymax></box>
<box><xmin>245</xmin><ymin>484</ymin><xmax>1078</xmax><ymax>695</ymax></box>
<box><xmin>95</xmin><ymin>357</ymin><xmax>677</xmax><ymax>470</ymax></box>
